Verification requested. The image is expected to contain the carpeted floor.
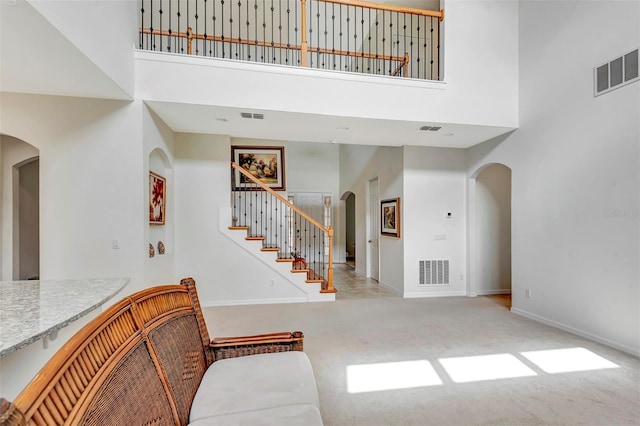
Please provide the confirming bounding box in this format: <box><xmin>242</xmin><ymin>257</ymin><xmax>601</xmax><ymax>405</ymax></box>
<box><xmin>202</xmin><ymin>294</ymin><xmax>640</xmax><ymax>426</ymax></box>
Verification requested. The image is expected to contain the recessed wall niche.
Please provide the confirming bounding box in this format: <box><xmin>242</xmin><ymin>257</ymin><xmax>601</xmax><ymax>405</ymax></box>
<box><xmin>148</xmin><ymin>147</ymin><xmax>173</xmax><ymax>257</ymax></box>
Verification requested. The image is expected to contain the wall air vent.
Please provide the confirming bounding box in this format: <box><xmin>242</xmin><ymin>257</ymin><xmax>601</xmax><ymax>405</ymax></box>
<box><xmin>419</xmin><ymin>260</ymin><xmax>449</xmax><ymax>285</ymax></box>
<box><xmin>594</xmin><ymin>48</ymin><xmax>639</xmax><ymax>96</ymax></box>
<box><xmin>420</xmin><ymin>126</ymin><xmax>442</xmax><ymax>131</ymax></box>
<box><xmin>241</xmin><ymin>112</ymin><xmax>265</xmax><ymax>119</ymax></box>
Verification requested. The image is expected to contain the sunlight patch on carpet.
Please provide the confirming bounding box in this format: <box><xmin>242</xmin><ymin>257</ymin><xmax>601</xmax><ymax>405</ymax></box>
<box><xmin>346</xmin><ymin>360</ymin><xmax>443</xmax><ymax>393</ymax></box>
<box><xmin>520</xmin><ymin>347</ymin><xmax>620</xmax><ymax>374</ymax></box>
<box><xmin>439</xmin><ymin>354</ymin><xmax>537</xmax><ymax>383</ymax></box>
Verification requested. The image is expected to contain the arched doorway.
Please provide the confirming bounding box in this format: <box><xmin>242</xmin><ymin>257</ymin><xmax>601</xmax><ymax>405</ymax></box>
<box><xmin>469</xmin><ymin>163</ymin><xmax>512</xmax><ymax>306</ymax></box>
<box><xmin>1</xmin><ymin>134</ymin><xmax>40</xmax><ymax>280</ymax></box>
<box><xmin>343</xmin><ymin>191</ymin><xmax>356</xmax><ymax>268</ymax></box>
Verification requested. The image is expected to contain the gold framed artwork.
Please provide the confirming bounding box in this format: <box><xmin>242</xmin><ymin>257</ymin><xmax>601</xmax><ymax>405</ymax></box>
<box><xmin>149</xmin><ymin>171</ymin><xmax>166</xmax><ymax>225</ymax></box>
<box><xmin>231</xmin><ymin>145</ymin><xmax>285</xmax><ymax>190</ymax></box>
<box><xmin>381</xmin><ymin>197</ymin><xmax>400</xmax><ymax>237</ymax></box>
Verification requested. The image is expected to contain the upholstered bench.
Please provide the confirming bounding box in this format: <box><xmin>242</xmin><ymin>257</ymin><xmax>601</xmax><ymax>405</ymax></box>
<box><xmin>0</xmin><ymin>278</ymin><xmax>322</xmax><ymax>425</ymax></box>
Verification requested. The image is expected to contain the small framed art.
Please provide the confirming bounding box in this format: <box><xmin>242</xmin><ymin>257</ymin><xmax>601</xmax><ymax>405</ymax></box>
<box><xmin>149</xmin><ymin>171</ymin><xmax>166</xmax><ymax>225</ymax></box>
<box><xmin>381</xmin><ymin>198</ymin><xmax>400</xmax><ymax>238</ymax></box>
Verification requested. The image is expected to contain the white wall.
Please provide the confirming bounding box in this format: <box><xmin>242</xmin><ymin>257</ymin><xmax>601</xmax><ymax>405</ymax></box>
<box><xmin>476</xmin><ymin>163</ymin><xmax>511</xmax><ymax>295</ymax></box>
<box><xmin>0</xmin><ymin>93</ymin><xmax>146</xmax><ymax>291</ymax></box>
<box><xmin>0</xmin><ymin>136</ymin><xmax>39</xmax><ymax>280</ymax></box>
<box><xmin>467</xmin><ymin>1</ymin><xmax>639</xmax><ymax>355</ymax></box>
<box><xmin>135</xmin><ymin>0</ymin><xmax>518</xmax><ymax>129</ymax></box>
<box><xmin>403</xmin><ymin>146</ymin><xmax>467</xmax><ymax>297</ymax></box>
<box><xmin>144</xmin><ymin>106</ymin><xmax>177</xmax><ymax>287</ymax></box>
<box><xmin>29</xmin><ymin>0</ymin><xmax>137</xmax><ymax>98</ymax></box>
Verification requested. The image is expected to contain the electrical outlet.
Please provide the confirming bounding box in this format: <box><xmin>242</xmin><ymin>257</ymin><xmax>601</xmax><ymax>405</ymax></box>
<box><xmin>112</xmin><ymin>239</ymin><xmax>120</xmax><ymax>249</ymax></box>
<box><xmin>525</xmin><ymin>289</ymin><xmax>532</xmax><ymax>298</ymax></box>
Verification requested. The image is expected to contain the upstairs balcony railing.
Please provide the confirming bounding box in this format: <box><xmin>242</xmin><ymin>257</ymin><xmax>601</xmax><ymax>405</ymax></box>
<box><xmin>139</xmin><ymin>0</ymin><xmax>444</xmax><ymax>80</ymax></box>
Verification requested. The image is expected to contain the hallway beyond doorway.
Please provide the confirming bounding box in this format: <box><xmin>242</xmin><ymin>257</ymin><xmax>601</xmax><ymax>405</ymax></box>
<box><xmin>333</xmin><ymin>263</ymin><xmax>398</xmax><ymax>299</ymax></box>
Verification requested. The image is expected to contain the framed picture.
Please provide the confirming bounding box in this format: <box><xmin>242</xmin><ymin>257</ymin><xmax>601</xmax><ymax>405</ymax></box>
<box><xmin>232</xmin><ymin>146</ymin><xmax>285</xmax><ymax>190</ymax></box>
<box><xmin>149</xmin><ymin>171</ymin><xmax>166</xmax><ymax>225</ymax></box>
<box><xmin>381</xmin><ymin>198</ymin><xmax>400</xmax><ymax>237</ymax></box>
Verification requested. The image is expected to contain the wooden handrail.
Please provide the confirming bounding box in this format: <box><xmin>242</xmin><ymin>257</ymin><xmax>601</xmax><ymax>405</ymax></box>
<box><xmin>314</xmin><ymin>0</ymin><xmax>444</xmax><ymax>20</ymax></box>
<box><xmin>391</xmin><ymin>52</ymin><xmax>409</xmax><ymax>77</ymax></box>
<box><xmin>140</xmin><ymin>28</ymin><xmax>407</xmax><ymax>64</ymax></box>
<box><xmin>232</xmin><ymin>162</ymin><xmax>335</xmax><ymax>293</ymax></box>
<box><xmin>232</xmin><ymin>162</ymin><xmax>328</xmax><ymax>233</ymax></box>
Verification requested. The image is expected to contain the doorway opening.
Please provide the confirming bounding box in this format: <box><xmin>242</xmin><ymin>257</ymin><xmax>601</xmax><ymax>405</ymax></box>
<box><xmin>367</xmin><ymin>177</ymin><xmax>379</xmax><ymax>281</ymax></box>
<box><xmin>470</xmin><ymin>163</ymin><xmax>512</xmax><ymax>307</ymax></box>
<box><xmin>1</xmin><ymin>134</ymin><xmax>40</xmax><ymax>281</ymax></box>
<box><xmin>345</xmin><ymin>192</ymin><xmax>356</xmax><ymax>268</ymax></box>
<box><xmin>16</xmin><ymin>158</ymin><xmax>40</xmax><ymax>280</ymax></box>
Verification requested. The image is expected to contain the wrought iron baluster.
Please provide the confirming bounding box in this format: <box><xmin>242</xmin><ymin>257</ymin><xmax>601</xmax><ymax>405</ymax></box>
<box><xmin>254</xmin><ymin>0</ymin><xmax>258</xmax><ymax>62</ymax></box>
<box><xmin>346</xmin><ymin>5</ymin><xmax>349</xmax><ymax>71</ymax></box>
<box><xmin>203</xmin><ymin>0</ymin><xmax>207</xmax><ymax>55</ymax></box>
<box><xmin>332</xmin><ymin>4</ymin><xmax>336</xmax><ymax>70</ymax></box>
<box><xmin>262</xmin><ymin>0</ymin><xmax>266</xmax><ymax>62</ymax></box>
<box><xmin>416</xmin><ymin>16</ymin><xmax>421</xmax><ymax>79</ymax></box>
<box><xmin>245</xmin><ymin>0</ymin><xmax>250</xmax><ymax>60</ymax></box>
<box><xmin>436</xmin><ymin>16</ymin><xmax>440</xmax><ymax>80</ymax></box>
<box><xmin>238</xmin><ymin>0</ymin><xmax>242</xmax><ymax>60</ymax></box>
<box><xmin>212</xmin><ymin>0</ymin><xmax>217</xmax><ymax>56</ymax></box>
<box><xmin>286</xmin><ymin>0</ymin><xmax>290</xmax><ymax>65</ymax></box>
<box><xmin>221</xmin><ymin>0</ymin><xmax>225</xmax><ymax>57</ymax></box>
<box><xmin>229</xmin><ymin>0</ymin><xmax>234</xmax><ymax>59</ymax></box>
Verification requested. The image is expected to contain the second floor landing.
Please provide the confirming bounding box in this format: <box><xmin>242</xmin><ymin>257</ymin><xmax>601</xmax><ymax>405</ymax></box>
<box><xmin>1</xmin><ymin>0</ymin><xmax>519</xmax><ymax>148</ymax></box>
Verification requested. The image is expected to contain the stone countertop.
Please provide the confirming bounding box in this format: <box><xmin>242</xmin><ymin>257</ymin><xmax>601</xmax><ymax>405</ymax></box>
<box><xmin>0</xmin><ymin>278</ymin><xmax>129</xmax><ymax>358</ymax></box>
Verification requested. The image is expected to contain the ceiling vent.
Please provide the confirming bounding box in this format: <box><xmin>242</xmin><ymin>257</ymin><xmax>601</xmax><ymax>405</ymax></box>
<box><xmin>595</xmin><ymin>48</ymin><xmax>639</xmax><ymax>96</ymax></box>
<box><xmin>241</xmin><ymin>112</ymin><xmax>265</xmax><ymax>119</ymax></box>
<box><xmin>420</xmin><ymin>126</ymin><xmax>442</xmax><ymax>131</ymax></box>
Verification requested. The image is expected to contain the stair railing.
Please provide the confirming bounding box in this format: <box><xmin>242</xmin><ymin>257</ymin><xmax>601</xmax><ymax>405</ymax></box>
<box><xmin>230</xmin><ymin>162</ymin><xmax>335</xmax><ymax>293</ymax></box>
<box><xmin>139</xmin><ymin>0</ymin><xmax>444</xmax><ymax>80</ymax></box>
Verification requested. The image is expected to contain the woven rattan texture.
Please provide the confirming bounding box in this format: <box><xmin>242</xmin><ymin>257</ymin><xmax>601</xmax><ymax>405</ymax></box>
<box><xmin>149</xmin><ymin>313</ymin><xmax>208</xmax><ymax>425</ymax></box>
<box><xmin>0</xmin><ymin>398</ymin><xmax>26</xmax><ymax>426</ymax></box>
<box><xmin>213</xmin><ymin>343</ymin><xmax>294</xmax><ymax>360</ymax></box>
<box><xmin>78</xmin><ymin>340</ymin><xmax>175</xmax><ymax>426</ymax></box>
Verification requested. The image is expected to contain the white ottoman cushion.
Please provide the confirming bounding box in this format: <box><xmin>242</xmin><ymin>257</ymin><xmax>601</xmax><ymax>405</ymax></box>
<box><xmin>189</xmin><ymin>351</ymin><xmax>320</xmax><ymax>423</ymax></box>
<box><xmin>188</xmin><ymin>403</ymin><xmax>323</xmax><ymax>425</ymax></box>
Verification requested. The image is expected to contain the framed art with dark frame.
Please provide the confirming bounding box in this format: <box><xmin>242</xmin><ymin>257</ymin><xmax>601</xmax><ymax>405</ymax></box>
<box><xmin>149</xmin><ymin>171</ymin><xmax>166</xmax><ymax>225</ymax></box>
<box><xmin>231</xmin><ymin>145</ymin><xmax>286</xmax><ymax>190</ymax></box>
<box><xmin>381</xmin><ymin>197</ymin><xmax>400</xmax><ymax>237</ymax></box>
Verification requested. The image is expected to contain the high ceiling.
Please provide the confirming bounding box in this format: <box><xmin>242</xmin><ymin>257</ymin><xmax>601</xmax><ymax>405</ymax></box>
<box><xmin>1</xmin><ymin>0</ymin><xmax>513</xmax><ymax>149</ymax></box>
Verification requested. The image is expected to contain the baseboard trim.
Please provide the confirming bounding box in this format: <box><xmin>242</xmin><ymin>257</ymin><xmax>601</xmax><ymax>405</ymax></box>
<box><xmin>377</xmin><ymin>280</ymin><xmax>403</xmax><ymax>295</ymax></box>
<box><xmin>510</xmin><ymin>307</ymin><xmax>640</xmax><ymax>357</ymax></box>
<box><xmin>404</xmin><ymin>290</ymin><xmax>467</xmax><ymax>298</ymax></box>
<box><xmin>477</xmin><ymin>289</ymin><xmax>512</xmax><ymax>296</ymax></box>
<box><xmin>202</xmin><ymin>297</ymin><xmax>307</xmax><ymax>307</ymax></box>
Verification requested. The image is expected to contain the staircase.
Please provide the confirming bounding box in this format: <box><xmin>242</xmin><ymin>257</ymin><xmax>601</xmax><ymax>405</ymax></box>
<box><xmin>226</xmin><ymin>162</ymin><xmax>336</xmax><ymax>301</ymax></box>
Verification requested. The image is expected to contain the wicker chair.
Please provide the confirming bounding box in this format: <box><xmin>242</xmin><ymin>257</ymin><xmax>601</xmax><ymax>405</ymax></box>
<box><xmin>3</xmin><ymin>277</ymin><xmax>320</xmax><ymax>425</ymax></box>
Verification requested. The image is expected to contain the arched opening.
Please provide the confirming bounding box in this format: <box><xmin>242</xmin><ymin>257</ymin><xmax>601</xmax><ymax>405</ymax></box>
<box><xmin>148</xmin><ymin>147</ymin><xmax>173</xmax><ymax>257</ymax></box>
<box><xmin>16</xmin><ymin>158</ymin><xmax>40</xmax><ymax>280</ymax></box>
<box><xmin>1</xmin><ymin>134</ymin><xmax>40</xmax><ymax>280</ymax></box>
<box><xmin>469</xmin><ymin>163</ymin><xmax>512</xmax><ymax>307</ymax></box>
<box><xmin>344</xmin><ymin>192</ymin><xmax>356</xmax><ymax>268</ymax></box>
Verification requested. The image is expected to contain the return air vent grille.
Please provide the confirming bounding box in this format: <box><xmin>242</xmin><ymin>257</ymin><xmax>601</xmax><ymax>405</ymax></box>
<box><xmin>241</xmin><ymin>112</ymin><xmax>265</xmax><ymax>119</ymax></box>
<box><xmin>419</xmin><ymin>260</ymin><xmax>449</xmax><ymax>285</ymax></box>
<box><xmin>594</xmin><ymin>48</ymin><xmax>639</xmax><ymax>96</ymax></box>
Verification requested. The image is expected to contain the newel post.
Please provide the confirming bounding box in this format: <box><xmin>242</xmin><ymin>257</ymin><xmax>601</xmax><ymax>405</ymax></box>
<box><xmin>300</xmin><ymin>0</ymin><xmax>309</xmax><ymax>67</ymax></box>
<box><xmin>187</xmin><ymin>27</ymin><xmax>193</xmax><ymax>54</ymax></box>
<box><xmin>322</xmin><ymin>195</ymin><xmax>336</xmax><ymax>293</ymax></box>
